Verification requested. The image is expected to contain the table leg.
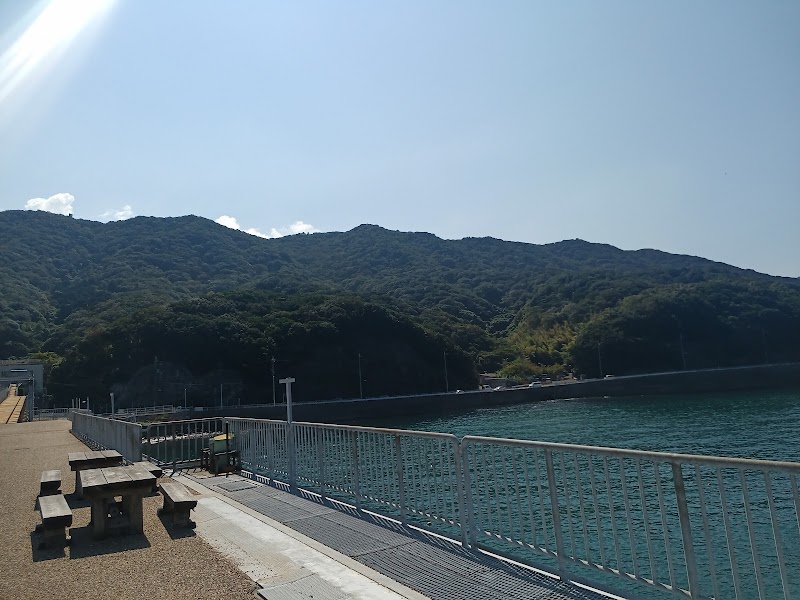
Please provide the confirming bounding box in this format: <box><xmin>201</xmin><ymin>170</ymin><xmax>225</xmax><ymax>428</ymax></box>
<box><xmin>75</xmin><ymin>471</ymin><xmax>83</xmax><ymax>498</ymax></box>
<box><xmin>122</xmin><ymin>493</ymin><xmax>145</xmax><ymax>534</ymax></box>
<box><xmin>90</xmin><ymin>498</ymin><xmax>108</xmax><ymax>539</ymax></box>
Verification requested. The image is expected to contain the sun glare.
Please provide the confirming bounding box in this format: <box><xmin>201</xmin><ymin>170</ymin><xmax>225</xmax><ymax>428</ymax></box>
<box><xmin>0</xmin><ymin>0</ymin><xmax>115</xmax><ymax>105</ymax></box>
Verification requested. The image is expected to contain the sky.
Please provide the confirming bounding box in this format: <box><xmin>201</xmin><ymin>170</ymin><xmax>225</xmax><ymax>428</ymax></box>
<box><xmin>0</xmin><ymin>1</ymin><xmax>798</xmax><ymax>277</ymax></box>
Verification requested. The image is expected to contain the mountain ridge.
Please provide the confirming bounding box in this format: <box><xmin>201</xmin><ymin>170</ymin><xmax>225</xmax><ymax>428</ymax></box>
<box><xmin>1</xmin><ymin>209</ymin><xmax>798</xmax><ymax>401</ymax></box>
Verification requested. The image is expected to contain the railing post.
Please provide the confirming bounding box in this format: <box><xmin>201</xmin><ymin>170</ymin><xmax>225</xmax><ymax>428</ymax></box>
<box><xmin>545</xmin><ymin>449</ymin><xmax>568</xmax><ymax>580</ymax></box>
<box><xmin>316</xmin><ymin>428</ymin><xmax>326</xmax><ymax>498</ymax></box>
<box><xmin>454</xmin><ymin>438</ymin><xmax>472</xmax><ymax>547</ymax></box>
<box><xmin>287</xmin><ymin>422</ymin><xmax>297</xmax><ymax>491</ymax></box>
<box><xmin>672</xmin><ymin>462</ymin><xmax>701</xmax><ymax>598</ymax></box>
<box><xmin>351</xmin><ymin>431</ymin><xmax>361</xmax><ymax>510</ymax></box>
<box><xmin>395</xmin><ymin>434</ymin><xmax>406</xmax><ymax>525</ymax></box>
<box><xmin>268</xmin><ymin>426</ymin><xmax>275</xmax><ymax>480</ymax></box>
<box><xmin>145</xmin><ymin>424</ymin><xmax>151</xmax><ymax>461</ymax></box>
<box><xmin>172</xmin><ymin>421</ymin><xmax>178</xmax><ymax>472</ymax></box>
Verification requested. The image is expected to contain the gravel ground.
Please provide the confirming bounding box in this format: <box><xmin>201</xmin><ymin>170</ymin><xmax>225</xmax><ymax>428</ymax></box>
<box><xmin>0</xmin><ymin>420</ymin><xmax>257</xmax><ymax>599</ymax></box>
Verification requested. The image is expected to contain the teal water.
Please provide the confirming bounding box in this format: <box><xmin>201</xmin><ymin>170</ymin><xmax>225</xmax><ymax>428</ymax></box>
<box><xmin>377</xmin><ymin>388</ymin><xmax>800</xmax><ymax>599</ymax></box>
<box><xmin>384</xmin><ymin>388</ymin><xmax>800</xmax><ymax>462</ymax></box>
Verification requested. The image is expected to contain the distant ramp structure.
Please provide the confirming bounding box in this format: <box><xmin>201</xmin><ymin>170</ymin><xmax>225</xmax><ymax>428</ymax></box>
<box><xmin>0</xmin><ymin>384</ymin><xmax>26</xmax><ymax>423</ymax></box>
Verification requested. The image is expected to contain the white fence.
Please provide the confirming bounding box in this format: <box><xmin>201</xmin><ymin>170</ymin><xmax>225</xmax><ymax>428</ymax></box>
<box><xmin>33</xmin><ymin>408</ymin><xmax>86</xmax><ymax>420</ymax></box>
<box><xmin>142</xmin><ymin>418</ymin><xmax>225</xmax><ymax>468</ymax></box>
<box><xmin>224</xmin><ymin>418</ymin><xmax>800</xmax><ymax>600</ymax></box>
<box><xmin>116</xmin><ymin>404</ymin><xmax>178</xmax><ymax>418</ymax></box>
<box><xmin>70</xmin><ymin>411</ymin><xmax>143</xmax><ymax>462</ymax></box>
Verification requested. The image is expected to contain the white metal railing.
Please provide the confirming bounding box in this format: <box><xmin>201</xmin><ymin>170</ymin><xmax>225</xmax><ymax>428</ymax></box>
<box><xmin>462</xmin><ymin>436</ymin><xmax>800</xmax><ymax>600</ymax></box>
<box><xmin>229</xmin><ymin>418</ymin><xmax>465</xmax><ymax>539</ymax></box>
<box><xmin>116</xmin><ymin>404</ymin><xmax>177</xmax><ymax>417</ymax></box>
<box><xmin>33</xmin><ymin>407</ymin><xmax>76</xmax><ymax>420</ymax></box>
<box><xmin>223</xmin><ymin>418</ymin><xmax>800</xmax><ymax>600</ymax></box>
<box><xmin>142</xmin><ymin>418</ymin><xmax>225</xmax><ymax>468</ymax></box>
<box><xmin>70</xmin><ymin>411</ymin><xmax>142</xmax><ymax>462</ymax></box>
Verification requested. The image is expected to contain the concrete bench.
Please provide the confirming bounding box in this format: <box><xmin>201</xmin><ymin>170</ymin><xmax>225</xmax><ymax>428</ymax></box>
<box><xmin>158</xmin><ymin>480</ymin><xmax>197</xmax><ymax>528</ymax></box>
<box><xmin>39</xmin><ymin>470</ymin><xmax>62</xmax><ymax>496</ymax></box>
<box><xmin>132</xmin><ymin>461</ymin><xmax>163</xmax><ymax>491</ymax></box>
<box><xmin>37</xmin><ymin>494</ymin><xmax>72</xmax><ymax>548</ymax></box>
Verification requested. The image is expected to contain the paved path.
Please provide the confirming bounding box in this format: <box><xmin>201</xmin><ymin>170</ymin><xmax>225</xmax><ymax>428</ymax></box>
<box><xmin>186</xmin><ymin>472</ymin><xmax>609</xmax><ymax>600</ymax></box>
<box><xmin>0</xmin><ymin>420</ymin><xmax>256</xmax><ymax>599</ymax></box>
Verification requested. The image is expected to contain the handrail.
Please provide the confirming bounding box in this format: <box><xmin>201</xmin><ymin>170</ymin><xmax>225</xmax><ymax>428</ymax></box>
<box><xmin>219</xmin><ymin>417</ymin><xmax>800</xmax><ymax>600</ymax></box>
<box><xmin>461</xmin><ymin>435</ymin><xmax>800</xmax><ymax>474</ymax></box>
<box><xmin>141</xmin><ymin>417</ymin><xmax>224</xmax><ymax>468</ymax></box>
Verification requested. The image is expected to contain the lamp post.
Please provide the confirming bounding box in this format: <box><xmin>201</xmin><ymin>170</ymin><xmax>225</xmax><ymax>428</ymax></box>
<box><xmin>443</xmin><ymin>350</ymin><xmax>449</xmax><ymax>392</ymax></box>
<box><xmin>279</xmin><ymin>377</ymin><xmax>295</xmax><ymax>423</ymax></box>
<box><xmin>271</xmin><ymin>356</ymin><xmax>276</xmax><ymax>405</ymax></box>
<box><xmin>597</xmin><ymin>343</ymin><xmax>603</xmax><ymax>378</ymax></box>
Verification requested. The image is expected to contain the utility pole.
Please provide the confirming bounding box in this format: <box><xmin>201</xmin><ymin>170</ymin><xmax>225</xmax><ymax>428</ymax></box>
<box><xmin>358</xmin><ymin>353</ymin><xmax>363</xmax><ymax>399</ymax></box>
<box><xmin>271</xmin><ymin>356</ymin><xmax>276</xmax><ymax>406</ymax></box>
<box><xmin>597</xmin><ymin>343</ymin><xmax>603</xmax><ymax>378</ymax></box>
<box><xmin>110</xmin><ymin>392</ymin><xmax>115</xmax><ymax>416</ymax></box>
<box><xmin>680</xmin><ymin>331</ymin><xmax>687</xmax><ymax>370</ymax></box>
<box><xmin>183</xmin><ymin>387</ymin><xmax>187</xmax><ymax>409</ymax></box>
<box><xmin>219</xmin><ymin>383</ymin><xmax>223</xmax><ymax>408</ymax></box>
<box><xmin>444</xmin><ymin>350</ymin><xmax>449</xmax><ymax>392</ymax></box>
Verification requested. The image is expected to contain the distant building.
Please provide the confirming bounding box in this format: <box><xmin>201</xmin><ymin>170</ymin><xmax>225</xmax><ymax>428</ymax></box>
<box><xmin>0</xmin><ymin>359</ymin><xmax>44</xmax><ymax>392</ymax></box>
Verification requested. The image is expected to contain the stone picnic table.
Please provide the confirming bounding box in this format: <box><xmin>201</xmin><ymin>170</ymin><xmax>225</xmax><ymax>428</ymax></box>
<box><xmin>80</xmin><ymin>464</ymin><xmax>155</xmax><ymax>539</ymax></box>
<box><xmin>68</xmin><ymin>450</ymin><xmax>124</xmax><ymax>497</ymax></box>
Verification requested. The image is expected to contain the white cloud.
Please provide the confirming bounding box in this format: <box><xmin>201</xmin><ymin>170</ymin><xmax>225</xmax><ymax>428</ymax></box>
<box><xmin>98</xmin><ymin>204</ymin><xmax>134</xmax><ymax>222</ymax></box>
<box><xmin>287</xmin><ymin>220</ymin><xmax>318</xmax><ymax>235</ymax></box>
<box><xmin>215</xmin><ymin>215</ymin><xmax>240</xmax><ymax>229</ymax></box>
<box><xmin>25</xmin><ymin>192</ymin><xmax>74</xmax><ymax>215</ymax></box>
<box><xmin>215</xmin><ymin>215</ymin><xmax>319</xmax><ymax>239</ymax></box>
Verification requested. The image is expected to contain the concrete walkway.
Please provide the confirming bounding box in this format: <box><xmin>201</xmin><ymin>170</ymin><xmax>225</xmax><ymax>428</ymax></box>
<box><xmin>183</xmin><ymin>471</ymin><xmax>610</xmax><ymax>600</ymax></box>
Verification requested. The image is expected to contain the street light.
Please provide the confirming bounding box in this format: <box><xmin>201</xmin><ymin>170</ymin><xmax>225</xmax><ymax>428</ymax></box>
<box><xmin>271</xmin><ymin>356</ymin><xmax>276</xmax><ymax>406</ymax></box>
<box><xmin>443</xmin><ymin>350</ymin><xmax>449</xmax><ymax>393</ymax></box>
<box><xmin>279</xmin><ymin>377</ymin><xmax>295</xmax><ymax>423</ymax></box>
<box><xmin>596</xmin><ymin>343</ymin><xmax>603</xmax><ymax>378</ymax></box>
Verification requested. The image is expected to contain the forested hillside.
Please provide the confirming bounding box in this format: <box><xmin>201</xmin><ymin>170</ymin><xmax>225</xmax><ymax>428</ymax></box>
<box><xmin>1</xmin><ymin>210</ymin><xmax>798</xmax><ymax>408</ymax></box>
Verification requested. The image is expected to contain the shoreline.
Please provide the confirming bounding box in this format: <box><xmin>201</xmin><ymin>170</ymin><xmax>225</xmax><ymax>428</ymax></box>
<box><xmin>161</xmin><ymin>362</ymin><xmax>800</xmax><ymax>425</ymax></box>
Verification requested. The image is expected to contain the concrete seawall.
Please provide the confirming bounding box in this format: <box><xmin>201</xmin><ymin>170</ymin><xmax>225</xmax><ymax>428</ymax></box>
<box><xmin>166</xmin><ymin>362</ymin><xmax>800</xmax><ymax>425</ymax></box>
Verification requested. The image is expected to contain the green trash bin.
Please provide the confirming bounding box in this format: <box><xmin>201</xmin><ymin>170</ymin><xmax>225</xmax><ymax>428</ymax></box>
<box><xmin>209</xmin><ymin>433</ymin><xmax>234</xmax><ymax>473</ymax></box>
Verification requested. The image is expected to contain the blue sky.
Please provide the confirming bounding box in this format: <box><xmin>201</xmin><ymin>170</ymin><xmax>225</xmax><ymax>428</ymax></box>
<box><xmin>1</xmin><ymin>0</ymin><xmax>798</xmax><ymax>276</ymax></box>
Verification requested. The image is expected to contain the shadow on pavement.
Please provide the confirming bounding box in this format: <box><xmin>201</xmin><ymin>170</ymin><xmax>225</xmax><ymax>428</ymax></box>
<box><xmin>157</xmin><ymin>512</ymin><xmax>197</xmax><ymax>540</ymax></box>
<box><xmin>66</xmin><ymin>526</ymin><xmax>151</xmax><ymax>558</ymax></box>
<box><xmin>29</xmin><ymin>532</ymin><xmax>66</xmax><ymax>562</ymax></box>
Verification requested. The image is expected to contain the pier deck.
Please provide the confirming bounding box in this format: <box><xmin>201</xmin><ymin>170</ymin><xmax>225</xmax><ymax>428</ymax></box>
<box><xmin>189</xmin><ymin>471</ymin><xmax>607</xmax><ymax>600</ymax></box>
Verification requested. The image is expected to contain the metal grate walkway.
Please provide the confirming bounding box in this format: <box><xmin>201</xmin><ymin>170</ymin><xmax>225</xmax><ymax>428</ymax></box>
<box><xmin>192</xmin><ymin>473</ymin><xmax>609</xmax><ymax>600</ymax></box>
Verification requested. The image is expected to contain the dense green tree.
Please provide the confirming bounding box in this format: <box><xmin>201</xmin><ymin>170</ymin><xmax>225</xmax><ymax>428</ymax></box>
<box><xmin>1</xmin><ymin>210</ymin><xmax>799</xmax><ymax>402</ymax></box>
